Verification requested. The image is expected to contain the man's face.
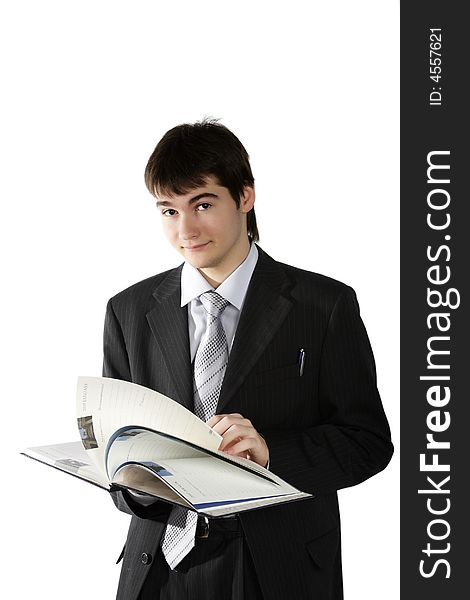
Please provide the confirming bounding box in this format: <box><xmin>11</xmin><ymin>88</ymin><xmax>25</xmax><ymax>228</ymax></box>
<box><xmin>156</xmin><ymin>176</ymin><xmax>255</xmax><ymax>282</ymax></box>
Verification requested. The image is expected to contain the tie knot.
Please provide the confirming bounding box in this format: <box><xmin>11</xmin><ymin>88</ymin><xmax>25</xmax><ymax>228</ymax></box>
<box><xmin>199</xmin><ymin>291</ymin><xmax>230</xmax><ymax>317</ymax></box>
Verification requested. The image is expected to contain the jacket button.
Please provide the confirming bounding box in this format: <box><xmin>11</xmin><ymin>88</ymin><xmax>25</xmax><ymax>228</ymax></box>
<box><xmin>141</xmin><ymin>553</ymin><xmax>152</xmax><ymax>565</ymax></box>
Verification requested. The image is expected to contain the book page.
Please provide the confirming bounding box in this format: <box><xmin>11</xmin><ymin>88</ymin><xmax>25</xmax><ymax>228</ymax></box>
<box><xmin>112</xmin><ymin>463</ymin><xmax>311</xmax><ymax>517</ymax></box>
<box><xmin>112</xmin><ymin>464</ymin><xmax>193</xmax><ymax>509</ymax></box>
<box><xmin>113</xmin><ymin>453</ymin><xmax>311</xmax><ymax>516</ymax></box>
<box><xmin>22</xmin><ymin>441</ymin><xmax>109</xmax><ymax>489</ymax></box>
<box><xmin>106</xmin><ymin>428</ymin><xmax>208</xmax><ymax>479</ymax></box>
<box><xmin>109</xmin><ymin>430</ymin><xmax>308</xmax><ymax>508</ymax></box>
<box><xmin>147</xmin><ymin>456</ymin><xmax>297</xmax><ymax>506</ymax></box>
<box><xmin>76</xmin><ymin>376</ymin><xmax>222</xmax><ymax>473</ymax></box>
<box><xmin>201</xmin><ymin>492</ymin><xmax>312</xmax><ymax>517</ymax></box>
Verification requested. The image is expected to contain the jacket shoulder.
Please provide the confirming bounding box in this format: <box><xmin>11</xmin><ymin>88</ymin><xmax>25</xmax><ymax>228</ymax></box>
<box><xmin>276</xmin><ymin>260</ymin><xmax>357</xmax><ymax>307</ymax></box>
<box><xmin>286</xmin><ymin>262</ymin><xmax>353</xmax><ymax>290</ymax></box>
<box><xmin>108</xmin><ymin>266</ymin><xmax>181</xmax><ymax>310</ymax></box>
<box><xmin>256</xmin><ymin>245</ymin><xmax>355</xmax><ymax>301</ymax></box>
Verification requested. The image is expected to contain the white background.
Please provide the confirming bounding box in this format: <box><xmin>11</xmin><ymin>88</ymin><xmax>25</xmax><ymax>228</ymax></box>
<box><xmin>2</xmin><ymin>1</ymin><xmax>399</xmax><ymax>597</ymax></box>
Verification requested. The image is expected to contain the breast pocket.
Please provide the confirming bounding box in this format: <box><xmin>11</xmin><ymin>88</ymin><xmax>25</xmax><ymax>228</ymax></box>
<box><xmin>253</xmin><ymin>362</ymin><xmax>301</xmax><ymax>388</ymax></box>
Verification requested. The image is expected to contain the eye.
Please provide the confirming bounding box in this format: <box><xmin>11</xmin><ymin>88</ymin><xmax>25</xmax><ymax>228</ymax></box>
<box><xmin>196</xmin><ymin>202</ymin><xmax>211</xmax><ymax>211</ymax></box>
<box><xmin>161</xmin><ymin>208</ymin><xmax>178</xmax><ymax>217</ymax></box>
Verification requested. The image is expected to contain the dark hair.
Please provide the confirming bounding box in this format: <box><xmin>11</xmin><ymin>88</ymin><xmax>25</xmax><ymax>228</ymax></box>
<box><xmin>144</xmin><ymin>118</ymin><xmax>259</xmax><ymax>241</ymax></box>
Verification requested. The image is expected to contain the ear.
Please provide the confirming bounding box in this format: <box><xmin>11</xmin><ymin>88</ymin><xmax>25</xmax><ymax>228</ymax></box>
<box><xmin>239</xmin><ymin>185</ymin><xmax>255</xmax><ymax>214</ymax></box>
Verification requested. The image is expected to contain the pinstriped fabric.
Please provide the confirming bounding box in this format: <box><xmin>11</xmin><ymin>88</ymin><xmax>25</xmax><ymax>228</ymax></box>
<box><xmin>139</xmin><ymin>530</ymin><xmax>263</xmax><ymax>600</ymax></box>
<box><xmin>105</xmin><ymin>245</ymin><xmax>393</xmax><ymax>600</ymax></box>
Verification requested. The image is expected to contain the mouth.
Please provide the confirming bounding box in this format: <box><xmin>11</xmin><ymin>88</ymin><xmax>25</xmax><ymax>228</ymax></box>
<box><xmin>182</xmin><ymin>242</ymin><xmax>210</xmax><ymax>251</ymax></box>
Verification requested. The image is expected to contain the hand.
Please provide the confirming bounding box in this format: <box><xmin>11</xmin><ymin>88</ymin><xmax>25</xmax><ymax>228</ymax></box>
<box><xmin>206</xmin><ymin>413</ymin><xmax>269</xmax><ymax>467</ymax></box>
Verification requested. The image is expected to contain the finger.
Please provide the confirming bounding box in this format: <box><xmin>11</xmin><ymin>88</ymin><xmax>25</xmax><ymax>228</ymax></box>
<box><xmin>210</xmin><ymin>415</ymin><xmax>248</xmax><ymax>436</ymax></box>
<box><xmin>218</xmin><ymin>424</ymin><xmax>253</xmax><ymax>451</ymax></box>
<box><xmin>206</xmin><ymin>414</ymin><xmax>225</xmax><ymax>428</ymax></box>
<box><xmin>206</xmin><ymin>413</ymin><xmax>244</xmax><ymax>428</ymax></box>
<box><xmin>224</xmin><ymin>434</ymin><xmax>269</xmax><ymax>467</ymax></box>
<box><xmin>225</xmin><ymin>436</ymin><xmax>259</xmax><ymax>457</ymax></box>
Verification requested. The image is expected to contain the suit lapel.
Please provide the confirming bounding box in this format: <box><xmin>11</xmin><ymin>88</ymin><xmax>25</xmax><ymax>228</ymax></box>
<box><xmin>145</xmin><ymin>248</ymin><xmax>295</xmax><ymax>415</ymax></box>
<box><xmin>145</xmin><ymin>266</ymin><xmax>194</xmax><ymax>411</ymax></box>
<box><xmin>217</xmin><ymin>247</ymin><xmax>295</xmax><ymax>414</ymax></box>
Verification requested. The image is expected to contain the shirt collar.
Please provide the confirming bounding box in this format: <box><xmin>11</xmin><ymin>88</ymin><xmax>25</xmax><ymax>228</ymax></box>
<box><xmin>180</xmin><ymin>243</ymin><xmax>259</xmax><ymax>310</ymax></box>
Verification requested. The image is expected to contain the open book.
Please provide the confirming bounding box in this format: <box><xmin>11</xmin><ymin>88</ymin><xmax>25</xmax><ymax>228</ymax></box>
<box><xmin>22</xmin><ymin>377</ymin><xmax>312</xmax><ymax>517</ymax></box>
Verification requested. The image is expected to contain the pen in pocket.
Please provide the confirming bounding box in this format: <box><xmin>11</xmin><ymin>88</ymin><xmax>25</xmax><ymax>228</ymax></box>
<box><xmin>297</xmin><ymin>348</ymin><xmax>306</xmax><ymax>376</ymax></box>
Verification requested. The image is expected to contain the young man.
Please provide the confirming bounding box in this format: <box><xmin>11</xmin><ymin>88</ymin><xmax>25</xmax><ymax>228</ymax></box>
<box><xmin>103</xmin><ymin>119</ymin><xmax>393</xmax><ymax>600</ymax></box>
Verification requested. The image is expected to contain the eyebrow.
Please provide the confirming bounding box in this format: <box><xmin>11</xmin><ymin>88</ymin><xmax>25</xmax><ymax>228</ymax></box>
<box><xmin>156</xmin><ymin>192</ymin><xmax>219</xmax><ymax>207</ymax></box>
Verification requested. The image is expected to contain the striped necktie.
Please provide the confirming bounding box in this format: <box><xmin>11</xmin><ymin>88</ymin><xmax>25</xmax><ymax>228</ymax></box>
<box><xmin>160</xmin><ymin>291</ymin><xmax>230</xmax><ymax>569</ymax></box>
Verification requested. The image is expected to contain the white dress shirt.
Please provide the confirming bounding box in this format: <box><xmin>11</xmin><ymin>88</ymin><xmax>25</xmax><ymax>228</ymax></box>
<box><xmin>129</xmin><ymin>243</ymin><xmax>259</xmax><ymax>504</ymax></box>
<box><xmin>181</xmin><ymin>243</ymin><xmax>259</xmax><ymax>360</ymax></box>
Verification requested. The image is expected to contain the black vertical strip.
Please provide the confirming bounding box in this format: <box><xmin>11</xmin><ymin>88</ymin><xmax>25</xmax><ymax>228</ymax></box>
<box><xmin>401</xmin><ymin>4</ymin><xmax>468</xmax><ymax>598</ymax></box>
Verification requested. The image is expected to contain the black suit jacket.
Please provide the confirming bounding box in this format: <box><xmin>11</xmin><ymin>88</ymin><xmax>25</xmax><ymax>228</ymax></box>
<box><xmin>103</xmin><ymin>245</ymin><xmax>393</xmax><ymax>600</ymax></box>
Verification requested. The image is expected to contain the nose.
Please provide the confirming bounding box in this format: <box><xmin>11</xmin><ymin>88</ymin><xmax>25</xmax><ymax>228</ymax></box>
<box><xmin>179</xmin><ymin>213</ymin><xmax>199</xmax><ymax>241</ymax></box>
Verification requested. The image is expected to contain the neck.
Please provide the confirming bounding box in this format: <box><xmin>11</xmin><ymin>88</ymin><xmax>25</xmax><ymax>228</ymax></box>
<box><xmin>199</xmin><ymin>239</ymin><xmax>251</xmax><ymax>288</ymax></box>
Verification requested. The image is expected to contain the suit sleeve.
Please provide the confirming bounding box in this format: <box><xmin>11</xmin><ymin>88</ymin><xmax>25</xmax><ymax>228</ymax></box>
<box><xmin>103</xmin><ymin>298</ymin><xmax>169</xmax><ymax>520</ymax></box>
<box><xmin>264</xmin><ymin>288</ymin><xmax>393</xmax><ymax>495</ymax></box>
<box><xmin>103</xmin><ymin>298</ymin><xmax>132</xmax><ymax>383</ymax></box>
